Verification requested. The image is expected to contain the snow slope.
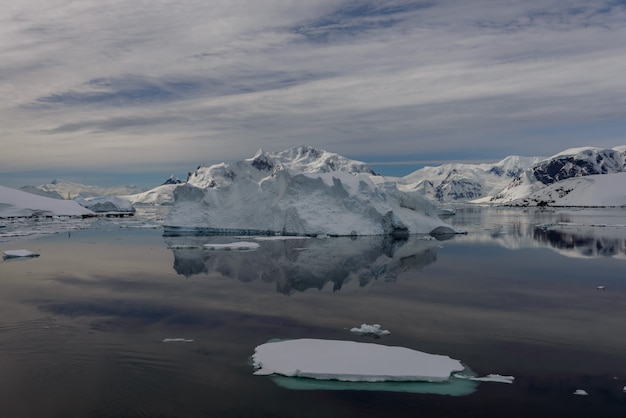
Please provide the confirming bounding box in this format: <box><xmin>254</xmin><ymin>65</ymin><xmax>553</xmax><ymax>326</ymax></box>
<box><xmin>0</xmin><ymin>185</ymin><xmax>93</xmax><ymax>217</ymax></box>
<box><xmin>31</xmin><ymin>179</ymin><xmax>145</xmax><ymax>199</ymax></box>
<box><xmin>164</xmin><ymin>147</ymin><xmax>455</xmax><ymax>236</ymax></box>
<box><xmin>505</xmin><ymin>172</ymin><xmax>626</xmax><ymax>207</ymax></box>
<box><xmin>491</xmin><ymin>147</ymin><xmax>626</xmax><ymax>206</ymax></box>
<box><xmin>122</xmin><ymin>184</ymin><xmax>179</xmax><ymax>206</ymax></box>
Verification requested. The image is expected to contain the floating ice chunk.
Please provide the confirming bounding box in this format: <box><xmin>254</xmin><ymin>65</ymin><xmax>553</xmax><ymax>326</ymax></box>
<box><xmin>253</xmin><ymin>236</ymin><xmax>311</xmax><ymax>241</ymax></box>
<box><xmin>167</xmin><ymin>244</ymin><xmax>202</xmax><ymax>249</ymax></box>
<box><xmin>252</xmin><ymin>338</ymin><xmax>465</xmax><ymax>382</ymax></box>
<box><xmin>203</xmin><ymin>242</ymin><xmax>260</xmax><ymax>251</ymax></box>
<box><xmin>3</xmin><ymin>249</ymin><xmax>40</xmax><ymax>259</ymax></box>
<box><xmin>597</xmin><ymin>285</ymin><xmax>605</xmax><ymax>290</ymax></box>
<box><xmin>350</xmin><ymin>324</ymin><xmax>391</xmax><ymax>336</ymax></box>
<box><xmin>162</xmin><ymin>338</ymin><xmax>194</xmax><ymax>343</ymax></box>
<box><xmin>573</xmin><ymin>389</ymin><xmax>589</xmax><ymax>396</ymax></box>
<box><xmin>455</xmin><ymin>373</ymin><xmax>515</xmax><ymax>384</ymax></box>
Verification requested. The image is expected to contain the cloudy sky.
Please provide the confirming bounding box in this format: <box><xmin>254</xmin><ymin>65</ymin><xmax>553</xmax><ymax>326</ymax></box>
<box><xmin>2</xmin><ymin>0</ymin><xmax>626</xmax><ymax>188</ymax></box>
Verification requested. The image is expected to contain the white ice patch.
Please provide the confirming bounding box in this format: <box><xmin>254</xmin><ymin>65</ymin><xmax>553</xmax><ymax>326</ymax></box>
<box><xmin>203</xmin><ymin>242</ymin><xmax>260</xmax><ymax>251</ymax></box>
<box><xmin>3</xmin><ymin>249</ymin><xmax>40</xmax><ymax>259</ymax></box>
<box><xmin>573</xmin><ymin>389</ymin><xmax>589</xmax><ymax>396</ymax></box>
<box><xmin>167</xmin><ymin>244</ymin><xmax>202</xmax><ymax>249</ymax></box>
<box><xmin>350</xmin><ymin>324</ymin><xmax>391</xmax><ymax>336</ymax></box>
<box><xmin>162</xmin><ymin>338</ymin><xmax>194</xmax><ymax>343</ymax></box>
<box><xmin>253</xmin><ymin>236</ymin><xmax>311</xmax><ymax>241</ymax></box>
<box><xmin>252</xmin><ymin>338</ymin><xmax>464</xmax><ymax>382</ymax></box>
<box><xmin>455</xmin><ymin>373</ymin><xmax>515</xmax><ymax>384</ymax></box>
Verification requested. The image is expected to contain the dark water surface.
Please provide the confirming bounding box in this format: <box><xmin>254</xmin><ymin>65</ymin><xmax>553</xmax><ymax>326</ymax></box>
<box><xmin>1</xmin><ymin>208</ymin><xmax>625</xmax><ymax>417</ymax></box>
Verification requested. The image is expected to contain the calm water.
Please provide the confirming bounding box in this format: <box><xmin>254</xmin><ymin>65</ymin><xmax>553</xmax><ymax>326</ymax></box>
<box><xmin>1</xmin><ymin>207</ymin><xmax>625</xmax><ymax>417</ymax></box>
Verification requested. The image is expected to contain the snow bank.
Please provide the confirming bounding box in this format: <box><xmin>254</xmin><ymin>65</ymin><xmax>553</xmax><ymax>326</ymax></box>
<box><xmin>164</xmin><ymin>147</ymin><xmax>457</xmax><ymax>236</ymax></box>
<box><xmin>252</xmin><ymin>338</ymin><xmax>464</xmax><ymax>382</ymax></box>
<box><xmin>0</xmin><ymin>185</ymin><xmax>93</xmax><ymax>218</ymax></box>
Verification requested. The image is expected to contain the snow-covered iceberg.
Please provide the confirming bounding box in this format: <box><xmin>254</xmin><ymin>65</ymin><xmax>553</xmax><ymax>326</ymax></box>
<box><xmin>164</xmin><ymin>147</ymin><xmax>457</xmax><ymax>237</ymax></box>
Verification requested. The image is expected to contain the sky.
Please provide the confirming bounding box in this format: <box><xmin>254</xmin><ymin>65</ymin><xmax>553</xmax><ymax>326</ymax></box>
<box><xmin>2</xmin><ymin>0</ymin><xmax>626</xmax><ymax>188</ymax></box>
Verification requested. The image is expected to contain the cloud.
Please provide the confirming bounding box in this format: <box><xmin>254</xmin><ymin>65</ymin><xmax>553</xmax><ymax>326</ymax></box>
<box><xmin>1</xmin><ymin>0</ymin><xmax>626</xmax><ymax>184</ymax></box>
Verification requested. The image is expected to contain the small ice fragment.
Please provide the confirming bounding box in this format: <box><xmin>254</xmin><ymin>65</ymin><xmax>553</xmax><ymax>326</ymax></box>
<box><xmin>350</xmin><ymin>324</ymin><xmax>391</xmax><ymax>336</ymax></box>
<box><xmin>3</xmin><ymin>249</ymin><xmax>40</xmax><ymax>259</ymax></box>
<box><xmin>167</xmin><ymin>244</ymin><xmax>202</xmax><ymax>249</ymax></box>
<box><xmin>454</xmin><ymin>373</ymin><xmax>515</xmax><ymax>384</ymax></box>
<box><xmin>597</xmin><ymin>286</ymin><xmax>605</xmax><ymax>290</ymax></box>
<box><xmin>573</xmin><ymin>389</ymin><xmax>588</xmax><ymax>396</ymax></box>
<box><xmin>622</xmin><ymin>385</ymin><xmax>626</xmax><ymax>392</ymax></box>
<box><xmin>203</xmin><ymin>242</ymin><xmax>260</xmax><ymax>251</ymax></box>
<box><xmin>162</xmin><ymin>338</ymin><xmax>194</xmax><ymax>343</ymax></box>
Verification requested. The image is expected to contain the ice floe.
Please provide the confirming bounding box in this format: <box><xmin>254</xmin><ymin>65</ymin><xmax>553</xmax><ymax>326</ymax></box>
<box><xmin>350</xmin><ymin>324</ymin><xmax>391</xmax><ymax>336</ymax></box>
<box><xmin>252</xmin><ymin>338</ymin><xmax>516</xmax><ymax>396</ymax></box>
<box><xmin>3</xmin><ymin>249</ymin><xmax>40</xmax><ymax>259</ymax></box>
<box><xmin>252</xmin><ymin>338</ymin><xmax>464</xmax><ymax>382</ymax></box>
<box><xmin>573</xmin><ymin>389</ymin><xmax>589</xmax><ymax>396</ymax></box>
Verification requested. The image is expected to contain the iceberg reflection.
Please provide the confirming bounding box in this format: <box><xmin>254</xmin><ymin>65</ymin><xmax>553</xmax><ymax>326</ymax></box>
<box><xmin>165</xmin><ymin>235</ymin><xmax>444</xmax><ymax>294</ymax></box>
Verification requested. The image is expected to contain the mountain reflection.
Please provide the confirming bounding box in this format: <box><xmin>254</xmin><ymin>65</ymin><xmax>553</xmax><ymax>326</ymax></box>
<box><xmin>448</xmin><ymin>207</ymin><xmax>626</xmax><ymax>259</ymax></box>
<box><xmin>533</xmin><ymin>226</ymin><xmax>626</xmax><ymax>259</ymax></box>
<box><xmin>164</xmin><ymin>235</ymin><xmax>444</xmax><ymax>294</ymax></box>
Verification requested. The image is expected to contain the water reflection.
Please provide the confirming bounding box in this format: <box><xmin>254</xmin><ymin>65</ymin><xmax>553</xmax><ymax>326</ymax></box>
<box><xmin>165</xmin><ymin>235</ymin><xmax>444</xmax><ymax>294</ymax></box>
<box><xmin>534</xmin><ymin>226</ymin><xmax>626</xmax><ymax>259</ymax></box>
<box><xmin>449</xmin><ymin>207</ymin><xmax>626</xmax><ymax>259</ymax></box>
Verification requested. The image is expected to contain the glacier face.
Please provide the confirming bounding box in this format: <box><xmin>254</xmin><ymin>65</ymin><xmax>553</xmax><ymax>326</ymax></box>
<box><xmin>164</xmin><ymin>147</ymin><xmax>454</xmax><ymax>236</ymax></box>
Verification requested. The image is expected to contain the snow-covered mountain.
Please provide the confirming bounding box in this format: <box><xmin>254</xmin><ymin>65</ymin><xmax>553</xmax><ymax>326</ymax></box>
<box><xmin>164</xmin><ymin>146</ymin><xmax>456</xmax><ymax>237</ymax></box>
<box><xmin>123</xmin><ymin>184</ymin><xmax>179</xmax><ymax>206</ymax></box>
<box><xmin>121</xmin><ymin>175</ymin><xmax>187</xmax><ymax>206</ymax></box>
<box><xmin>399</xmin><ymin>156</ymin><xmax>543</xmax><ymax>203</ymax></box>
<box><xmin>490</xmin><ymin>147</ymin><xmax>626</xmax><ymax>206</ymax></box>
<box><xmin>28</xmin><ymin>179</ymin><xmax>146</xmax><ymax>200</ymax></box>
<box><xmin>0</xmin><ymin>185</ymin><xmax>93</xmax><ymax>217</ymax></box>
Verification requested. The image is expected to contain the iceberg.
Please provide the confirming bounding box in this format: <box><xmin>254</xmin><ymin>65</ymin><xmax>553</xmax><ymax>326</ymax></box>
<box><xmin>252</xmin><ymin>338</ymin><xmax>464</xmax><ymax>382</ymax></box>
<box><xmin>164</xmin><ymin>147</ymin><xmax>458</xmax><ymax>237</ymax></box>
